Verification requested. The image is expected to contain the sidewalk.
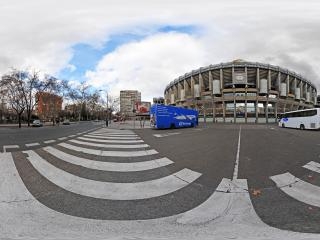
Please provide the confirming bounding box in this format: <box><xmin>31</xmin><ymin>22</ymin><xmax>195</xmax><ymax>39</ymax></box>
<box><xmin>0</xmin><ymin>122</ymin><xmax>66</xmax><ymax>128</ymax></box>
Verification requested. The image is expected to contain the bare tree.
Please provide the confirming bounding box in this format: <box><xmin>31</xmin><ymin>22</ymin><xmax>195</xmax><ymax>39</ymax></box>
<box><xmin>87</xmin><ymin>90</ymin><xmax>101</xmax><ymax>120</ymax></box>
<box><xmin>3</xmin><ymin>69</ymin><xmax>54</xmax><ymax>126</ymax></box>
<box><xmin>107</xmin><ymin>95</ymin><xmax>120</xmax><ymax>113</ymax></box>
<box><xmin>68</xmin><ymin>82</ymin><xmax>92</xmax><ymax>121</ymax></box>
<box><xmin>43</xmin><ymin>77</ymin><xmax>70</xmax><ymax>125</ymax></box>
<box><xmin>0</xmin><ymin>73</ymin><xmax>27</xmax><ymax>128</ymax></box>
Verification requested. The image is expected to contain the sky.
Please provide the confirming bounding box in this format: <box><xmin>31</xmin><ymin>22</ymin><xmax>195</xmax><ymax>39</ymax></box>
<box><xmin>1</xmin><ymin>0</ymin><xmax>320</xmax><ymax>102</ymax></box>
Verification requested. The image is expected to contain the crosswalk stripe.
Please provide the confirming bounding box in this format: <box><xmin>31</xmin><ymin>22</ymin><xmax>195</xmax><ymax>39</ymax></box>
<box><xmin>303</xmin><ymin>161</ymin><xmax>320</xmax><ymax>174</ymax></box>
<box><xmin>90</xmin><ymin>130</ymin><xmax>133</xmax><ymax>134</ymax></box>
<box><xmin>58</xmin><ymin>137</ymin><xmax>68</xmax><ymax>140</ymax></box>
<box><xmin>176</xmin><ymin>178</ymin><xmax>248</xmax><ymax>224</ymax></box>
<box><xmin>23</xmin><ymin>150</ymin><xmax>201</xmax><ymax>200</ymax></box>
<box><xmin>270</xmin><ymin>172</ymin><xmax>320</xmax><ymax>207</ymax></box>
<box><xmin>77</xmin><ymin>136</ymin><xmax>144</xmax><ymax>144</ymax></box>
<box><xmin>84</xmin><ymin>134</ymin><xmax>140</xmax><ymax>140</ymax></box>
<box><xmin>25</xmin><ymin>142</ymin><xmax>40</xmax><ymax>147</ymax></box>
<box><xmin>88</xmin><ymin>133</ymin><xmax>138</xmax><ymax>137</ymax></box>
<box><xmin>59</xmin><ymin>142</ymin><xmax>158</xmax><ymax>157</ymax></box>
<box><xmin>68</xmin><ymin>139</ymin><xmax>149</xmax><ymax>149</ymax></box>
<box><xmin>43</xmin><ymin>146</ymin><xmax>173</xmax><ymax>172</ymax></box>
<box><xmin>3</xmin><ymin>145</ymin><xmax>19</xmax><ymax>152</ymax></box>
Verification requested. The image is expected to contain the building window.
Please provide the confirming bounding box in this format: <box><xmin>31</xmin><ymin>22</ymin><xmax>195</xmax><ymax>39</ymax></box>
<box><xmin>247</xmin><ymin>102</ymin><xmax>256</xmax><ymax>118</ymax></box>
<box><xmin>236</xmin><ymin>102</ymin><xmax>245</xmax><ymax>117</ymax></box>
<box><xmin>225</xmin><ymin>102</ymin><xmax>234</xmax><ymax>118</ymax></box>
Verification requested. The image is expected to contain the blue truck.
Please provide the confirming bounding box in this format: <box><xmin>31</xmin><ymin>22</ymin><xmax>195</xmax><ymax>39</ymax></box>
<box><xmin>150</xmin><ymin>104</ymin><xmax>198</xmax><ymax>129</ymax></box>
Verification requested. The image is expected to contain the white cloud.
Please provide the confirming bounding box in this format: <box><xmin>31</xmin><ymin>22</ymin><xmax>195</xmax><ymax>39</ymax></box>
<box><xmin>66</xmin><ymin>64</ymin><xmax>77</xmax><ymax>73</ymax></box>
<box><xmin>1</xmin><ymin>0</ymin><xmax>320</xmax><ymax>96</ymax></box>
<box><xmin>85</xmin><ymin>32</ymin><xmax>207</xmax><ymax>102</ymax></box>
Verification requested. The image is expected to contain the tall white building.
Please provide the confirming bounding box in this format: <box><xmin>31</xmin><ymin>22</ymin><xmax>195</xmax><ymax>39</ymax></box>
<box><xmin>120</xmin><ymin>90</ymin><xmax>141</xmax><ymax>116</ymax></box>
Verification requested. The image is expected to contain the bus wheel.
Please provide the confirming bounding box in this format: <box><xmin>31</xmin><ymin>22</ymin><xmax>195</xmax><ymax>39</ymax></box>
<box><xmin>282</xmin><ymin>123</ymin><xmax>285</xmax><ymax>128</ymax></box>
<box><xmin>170</xmin><ymin>123</ymin><xmax>175</xmax><ymax>129</ymax></box>
<box><xmin>300</xmin><ymin>124</ymin><xmax>305</xmax><ymax>130</ymax></box>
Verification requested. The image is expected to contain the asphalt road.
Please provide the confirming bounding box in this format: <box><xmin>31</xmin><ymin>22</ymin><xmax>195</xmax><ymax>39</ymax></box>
<box><xmin>2</xmin><ymin>122</ymin><xmax>320</xmax><ymax>238</ymax></box>
<box><xmin>0</xmin><ymin>121</ymin><xmax>103</xmax><ymax>152</ymax></box>
<box><xmin>136</xmin><ymin>124</ymin><xmax>320</xmax><ymax>233</ymax></box>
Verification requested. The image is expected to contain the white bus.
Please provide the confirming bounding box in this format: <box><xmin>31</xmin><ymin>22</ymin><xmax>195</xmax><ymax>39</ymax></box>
<box><xmin>279</xmin><ymin>108</ymin><xmax>320</xmax><ymax>130</ymax></box>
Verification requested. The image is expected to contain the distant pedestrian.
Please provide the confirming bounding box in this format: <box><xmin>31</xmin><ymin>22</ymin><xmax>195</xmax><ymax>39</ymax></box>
<box><xmin>106</xmin><ymin>118</ymin><xmax>108</xmax><ymax>127</ymax></box>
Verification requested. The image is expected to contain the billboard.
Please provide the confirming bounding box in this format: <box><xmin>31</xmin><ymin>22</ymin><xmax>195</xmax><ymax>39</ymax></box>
<box><xmin>135</xmin><ymin>101</ymin><xmax>151</xmax><ymax>114</ymax></box>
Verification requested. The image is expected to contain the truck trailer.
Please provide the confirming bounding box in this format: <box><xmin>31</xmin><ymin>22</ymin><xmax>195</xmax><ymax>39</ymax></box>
<box><xmin>150</xmin><ymin>104</ymin><xmax>198</xmax><ymax>129</ymax></box>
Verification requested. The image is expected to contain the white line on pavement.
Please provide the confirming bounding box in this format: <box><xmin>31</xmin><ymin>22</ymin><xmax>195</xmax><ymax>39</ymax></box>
<box><xmin>232</xmin><ymin>125</ymin><xmax>242</xmax><ymax>180</ymax></box>
<box><xmin>90</xmin><ymin>130</ymin><xmax>134</xmax><ymax>134</ymax></box>
<box><xmin>2</xmin><ymin>145</ymin><xmax>19</xmax><ymax>153</ymax></box>
<box><xmin>68</xmin><ymin>139</ymin><xmax>149</xmax><ymax>149</ymax></box>
<box><xmin>88</xmin><ymin>133</ymin><xmax>138</xmax><ymax>137</ymax></box>
<box><xmin>176</xmin><ymin>178</ymin><xmax>248</xmax><ymax>224</ymax></box>
<box><xmin>44</xmin><ymin>140</ymin><xmax>56</xmax><ymax>144</ymax></box>
<box><xmin>43</xmin><ymin>146</ymin><xmax>173</xmax><ymax>172</ymax></box>
<box><xmin>270</xmin><ymin>172</ymin><xmax>320</xmax><ymax>207</ymax></box>
<box><xmin>58</xmin><ymin>137</ymin><xmax>68</xmax><ymax>141</ymax></box>
<box><xmin>153</xmin><ymin>133</ymin><xmax>181</xmax><ymax>138</ymax></box>
<box><xmin>84</xmin><ymin>134</ymin><xmax>140</xmax><ymax>140</ymax></box>
<box><xmin>59</xmin><ymin>142</ymin><xmax>158</xmax><ymax>157</ymax></box>
<box><xmin>25</xmin><ymin>143</ymin><xmax>40</xmax><ymax>147</ymax></box>
<box><xmin>77</xmin><ymin>136</ymin><xmax>144</xmax><ymax>143</ymax></box>
<box><xmin>23</xmin><ymin>150</ymin><xmax>201</xmax><ymax>200</ymax></box>
<box><xmin>303</xmin><ymin>161</ymin><xmax>320</xmax><ymax>174</ymax></box>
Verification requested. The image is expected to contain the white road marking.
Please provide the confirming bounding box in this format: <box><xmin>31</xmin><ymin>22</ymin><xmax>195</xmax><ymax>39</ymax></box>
<box><xmin>84</xmin><ymin>134</ymin><xmax>140</xmax><ymax>140</ymax></box>
<box><xmin>153</xmin><ymin>133</ymin><xmax>181</xmax><ymax>138</ymax></box>
<box><xmin>90</xmin><ymin>130</ymin><xmax>134</xmax><ymax>134</ymax></box>
<box><xmin>44</xmin><ymin>140</ymin><xmax>56</xmax><ymax>144</ymax></box>
<box><xmin>270</xmin><ymin>172</ymin><xmax>320</xmax><ymax>207</ymax></box>
<box><xmin>23</xmin><ymin>150</ymin><xmax>201</xmax><ymax>200</ymax></box>
<box><xmin>77</xmin><ymin>136</ymin><xmax>144</xmax><ymax>143</ymax></box>
<box><xmin>68</xmin><ymin>139</ymin><xmax>149</xmax><ymax>149</ymax></box>
<box><xmin>25</xmin><ymin>143</ymin><xmax>40</xmax><ymax>147</ymax></box>
<box><xmin>58</xmin><ymin>137</ymin><xmax>68</xmax><ymax>140</ymax></box>
<box><xmin>43</xmin><ymin>146</ymin><xmax>173</xmax><ymax>172</ymax></box>
<box><xmin>177</xmin><ymin>178</ymin><xmax>248</xmax><ymax>224</ymax></box>
<box><xmin>68</xmin><ymin>135</ymin><xmax>77</xmax><ymax>138</ymax></box>
<box><xmin>1</xmin><ymin>152</ymin><xmax>319</xmax><ymax>239</ymax></box>
<box><xmin>59</xmin><ymin>142</ymin><xmax>158</xmax><ymax>157</ymax></box>
<box><xmin>303</xmin><ymin>161</ymin><xmax>320</xmax><ymax>174</ymax></box>
<box><xmin>88</xmin><ymin>133</ymin><xmax>138</xmax><ymax>137</ymax></box>
<box><xmin>2</xmin><ymin>145</ymin><xmax>19</xmax><ymax>153</ymax></box>
<box><xmin>232</xmin><ymin>125</ymin><xmax>242</xmax><ymax>180</ymax></box>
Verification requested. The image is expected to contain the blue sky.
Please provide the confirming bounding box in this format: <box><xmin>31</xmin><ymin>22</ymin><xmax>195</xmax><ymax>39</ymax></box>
<box><xmin>58</xmin><ymin>25</ymin><xmax>197</xmax><ymax>84</ymax></box>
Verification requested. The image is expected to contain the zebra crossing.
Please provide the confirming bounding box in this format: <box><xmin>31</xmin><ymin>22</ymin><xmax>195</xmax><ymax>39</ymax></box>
<box><xmin>13</xmin><ymin>128</ymin><xmax>207</xmax><ymax>220</ymax></box>
<box><xmin>2</xmin><ymin>127</ymin><xmax>320</xmax><ymax>238</ymax></box>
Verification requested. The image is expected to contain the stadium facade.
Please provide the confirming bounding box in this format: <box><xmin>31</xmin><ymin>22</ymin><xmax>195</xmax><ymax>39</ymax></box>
<box><xmin>164</xmin><ymin>60</ymin><xmax>317</xmax><ymax>123</ymax></box>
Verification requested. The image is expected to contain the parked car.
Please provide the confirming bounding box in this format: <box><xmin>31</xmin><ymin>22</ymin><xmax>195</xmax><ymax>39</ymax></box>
<box><xmin>32</xmin><ymin>120</ymin><xmax>43</xmax><ymax>127</ymax></box>
<box><xmin>62</xmin><ymin>119</ymin><xmax>70</xmax><ymax>125</ymax></box>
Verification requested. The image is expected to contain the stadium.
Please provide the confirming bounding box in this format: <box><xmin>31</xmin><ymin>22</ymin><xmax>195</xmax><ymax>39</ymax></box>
<box><xmin>164</xmin><ymin>60</ymin><xmax>318</xmax><ymax>123</ymax></box>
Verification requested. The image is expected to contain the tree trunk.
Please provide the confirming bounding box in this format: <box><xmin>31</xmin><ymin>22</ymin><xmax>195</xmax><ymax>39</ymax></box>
<box><xmin>18</xmin><ymin>114</ymin><xmax>22</xmax><ymax>128</ymax></box>
<box><xmin>27</xmin><ymin>109</ymin><xmax>31</xmax><ymax>127</ymax></box>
